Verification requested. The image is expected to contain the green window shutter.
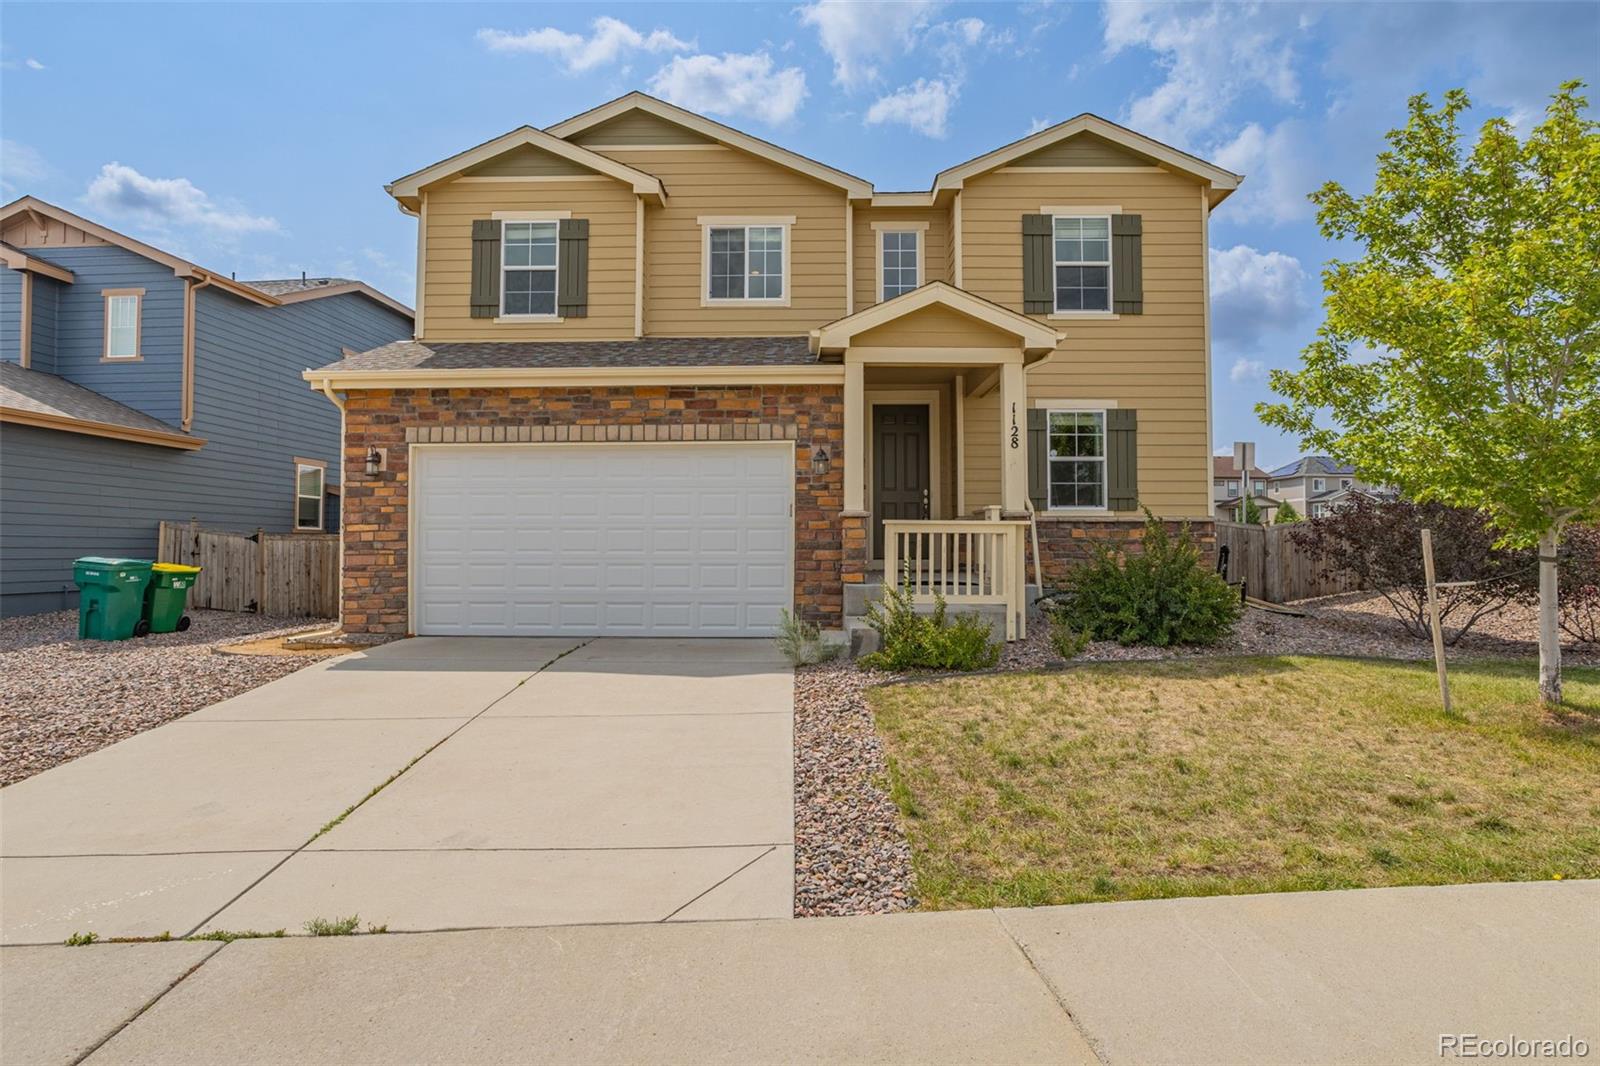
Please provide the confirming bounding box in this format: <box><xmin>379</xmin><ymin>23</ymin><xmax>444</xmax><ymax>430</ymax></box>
<box><xmin>1112</xmin><ymin>214</ymin><xmax>1143</xmax><ymax>314</ymax></box>
<box><xmin>470</xmin><ymin>220</ymin><xmax>500</xmax><ymax>319</ymax></box>
<box><xmin>1106</xmin><ymin>408</ymin><xmax>1139</xmax><ymax>511</ymax></box>
<box><xmin>1021</xmin><ymin>214</ymin><xmax>1053</xmax><ymax>314</ymax></box>
<box><xmin>1027</xmin><ymin>407</ymin><xmax>1049</xmax><ymax>510</ymax></box>
<box><xmin>558</xmin><ymin>218</ymin><xmax>589</xmax><ymax>318</ymax></box>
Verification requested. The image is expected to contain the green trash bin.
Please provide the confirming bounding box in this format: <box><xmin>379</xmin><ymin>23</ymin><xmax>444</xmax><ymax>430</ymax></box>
<box><xmin>145</xmin><ymin>563</ymin><xmax>202</xmax><ymax>633</ymax></box>
<box><xmin>73</xmin><ymin>557</ymin><xmax>154</xmax><ymax>641</ymax></box>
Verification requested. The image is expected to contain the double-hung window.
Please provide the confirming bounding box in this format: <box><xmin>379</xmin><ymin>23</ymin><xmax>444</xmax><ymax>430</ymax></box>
<box><xmin>1253</xmin><ymin>479</ymin><xmax>1266</xmax><ymax>496</ymax></box>
<box><xmin>294</xmin><ymin>460</ymin><xmax>326</xmax><ymax>532</ymax></box>
<box><xmin>103</xmin><ymin>289</ymin><xmax>143</xmax><ymax>360</ymax></box>
<box><xmin>707</xmin><ymin>225</ymin><xmax>785</xmax><ymax>301</ymax></box>
<box><xmin>1312</xmin><ymin>477</ymin><xmax>1326</xmax><ymax>493</ymax></box>
<box><xmin>1053</xmin><ymin>216</ymin><xmax>1111</xmax><ymax>312</ymax></box>
<box><xmin>1047</xmin><ymin>410</ymin><xmax>1106</xmax><ymax>509</ymax></box>
<box><xmin>501</xmin><ymin>221</ymin><xmax>559</xmax><ymax>317</ymax></box>
<box><xmin>881</xmin><ymin>230</ymin><xmax>920</xmax><ymax>299</ymax></box>
<box><xmin>1226</xmin><ymin>479</ymin><xmax>1240</xmax><ymax>495</ymax></box>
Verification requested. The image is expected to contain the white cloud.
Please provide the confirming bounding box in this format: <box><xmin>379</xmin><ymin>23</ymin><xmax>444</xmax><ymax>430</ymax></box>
<box><xmin>865</xmin><ymin>78</ymin><xmax>956</xmax><ymax>138</ymax></box>
<box><xmin>84</xmin><ymin>163</ymin><xmax>279</xmax><ymax>236</ymax></box>
<box><xmin>1211</xmin><ymin>119</ymin><xmax>1319</xmax><ymax>225</ymax></box>
<box><xmin>476</xmin><ymin>16</ymin><xmax>690</xmax><ymax>73</ymax></box>
<box><xmin>799</xmin><ymin>0</ymin><xmax>943</xmax><ymax>89</ymax></box>
<box><xmin>1209</xmin><ymin>244</ymin><xmax>1309</xmax><ymax>346</ymax></box>
<box><xmin>1027</xmin><ymin>116</ymin><xmax>1052</xmax><ymax>135</ymax></box>
<box><xmin>648</xmin><ymin>52</ymin><xmax>807</xmax><ymax>125</ymax></box>
<box><xmin>25</xmin><ymin>58</ymin><xmax>45</xmax><ymax>70</ymax></box>
<box><xmin>1102</xmin><ymin>1</ymin><xmax>1301</xmax><ymax>146</ymax></box>
<box><xmin>1</xmin><ymin>139</ymin><xmax>49</xmax><ymax>192</ymax></box>
<box><xmin>1229</xmin><ymin>357</ymin><xmax>1266</xmax><ymax>383</ymax></box>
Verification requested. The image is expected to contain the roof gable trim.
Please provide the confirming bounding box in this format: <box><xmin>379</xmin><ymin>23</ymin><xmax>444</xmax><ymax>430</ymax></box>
<box><xmin>386</xmin><ymin>126</ymin><xmax>666</xmax><ymax>203</ymax></box>
<box><xmin>811</xmin><ymin>282</ymin><xmax>1061</xmax><ymax>354</ymax></box>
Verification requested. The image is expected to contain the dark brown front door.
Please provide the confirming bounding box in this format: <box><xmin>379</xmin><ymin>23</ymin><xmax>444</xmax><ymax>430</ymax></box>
<box><xmin>872</xmin><ymin>405</ymin><xmax>930</xmax><ymax>558</ymax></box>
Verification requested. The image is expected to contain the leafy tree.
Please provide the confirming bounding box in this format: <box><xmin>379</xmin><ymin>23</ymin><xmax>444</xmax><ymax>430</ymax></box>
<box><xmin>1240</xmin><ymin>495</ymin><xmax>1264</xmax><ymax>525</ymax></box>
<box><xmin>1274</xmin><ymin>501</ymin><xmax>1302</xmax><ymax>524</ymax></box>
<box><xmin>1259</xmin><ymin>83</ymin><xmax>1600</xmax><ymax>704</ymax></box>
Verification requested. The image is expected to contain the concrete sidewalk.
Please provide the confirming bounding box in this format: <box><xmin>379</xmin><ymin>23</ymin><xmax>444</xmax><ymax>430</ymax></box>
<box><xmin>3</xmin><ymin>880</ymin><xmax>1593</xmax><ymax>1065</ymax></box>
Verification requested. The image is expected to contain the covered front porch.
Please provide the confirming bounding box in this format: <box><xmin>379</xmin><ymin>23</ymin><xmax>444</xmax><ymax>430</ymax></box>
<box><xmin>810</xmin><ymin>283</ymin><xmax>1063</xmax><ymax>641</ymax></box>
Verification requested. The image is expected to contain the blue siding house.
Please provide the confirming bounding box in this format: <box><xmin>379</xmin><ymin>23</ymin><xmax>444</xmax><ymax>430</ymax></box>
<box><xmin>0</xmin><ymin>197</ymin><xmax>413</xmax><ymax>616</ymax></box>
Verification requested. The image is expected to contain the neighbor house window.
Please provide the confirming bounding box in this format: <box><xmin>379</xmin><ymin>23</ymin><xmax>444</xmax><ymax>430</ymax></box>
<box><xmin>707</xmin><ymin>225</ymin><xmax>785</xmax><ymax>301</ymax></box>
<box><xmin>1253</xmin><ymin>479</ymin><xmax>1266</xmax><ymax>495</ymax></box>
<box><xmin>1340</xmin><ymin>477</ymin><xmax>1353</xmax><ymax>489</ymax></box>
<box><xmin>1053</xmin><ymin>216</ymin><xmax>1111</xmax><ymax>312</ymax></box>
<box><xmin>881</xmin><ymin>230</ymin><xmax>920</xmax><ymax>299</ymax></box>
<box><xmin>102</xmin><ymin>289</ymin><xmax>143</xmax><ymax>360</ymax></box>
<box><xmin>1047</xmin><ymin>410</ymin><xmax>1106</xmax><ymax>509</ymax></box>
<box><xmin>1226</xmin><ymin>480</ymin><xmax>1240</xmax><ymax>494</ymax></box>
<box><xmin>1311</xmin><ymin>502</ymin><xmax>1331</xmax><ymax>518</ymax></box>
<box><xmin>501</xmin><ymin>221</ymin><xmax>559</xmax><ymax>317</ymax></box>
<box><xmin>1311</xmin><ymin>477</ymin><xmax>1326</xmax><ymax>492</ymax></box>
<box><xmin>294</xmin><ymin>460</ymin><xmax>326</xmax><ymax>532</ymax></box>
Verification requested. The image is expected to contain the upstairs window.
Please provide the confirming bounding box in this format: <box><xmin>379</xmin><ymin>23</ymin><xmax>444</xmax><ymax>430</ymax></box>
<box><xmin>1340</xmin><ymin>477</ymin><xmax>1353</xmax><ymax>489</ymax></box>
<box><xmin>501</xmin><ymin>221</ymin><xmax>558</xmax><ymax>317</ymax></box>
<box><xmin>1253</xmin><ymin>479</ymin><xmax>1266</xmax><ymax>495</ymax></box>
<box><xmin>706</xmin><ymin>224</ymin><xmax>785</xmax><ymax>302</ymax></box>
<box><xmin>103</xmin><ymin>289</ymin><xmax>143</xmax><ymax>360</ymax></box>
<box><xmin>1047</xmin><ymin>410</ymin><xmax>1106</xmax><ymax>509</ymax></box>
<box><xmin>881</xmin><ymin>230</ymin><xmax>920</xmax><ymax>299</ymax></box>
<box><xmin>1312</xmin><ymin>477</ymin><xmax>1326</xmax><ymax>493</ymax></box>
<box><xmin>1226</xmin><ymin>479</ymin><xmax>1240</xmax><ymax>494</ymax></box>
<box><xmin>294</xmin><ymin>460</ymin><xmax>326</xmax><ymax>532</ymax></box>
<box><xmin>1053</xmin><ymin>216</ymin><xmax>1110</xmax><ymax>312</ymax></box>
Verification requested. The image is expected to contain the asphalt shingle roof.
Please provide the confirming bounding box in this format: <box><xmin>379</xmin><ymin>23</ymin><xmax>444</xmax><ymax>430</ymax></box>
<box><xmin>242</xmin><ymin>277</ymin><xmax>360</xmax><ymax>296</ymax></box>
<box><xmin>0</xmin><ymin>361</ymin><xmax>186</xmax><ymax>436</ymax></box>
<box><xmin>315</xmin><ymin>337</ymin><xmax>820</xmax><ymax>373</ymax></box>
<box><xmin>1266</xmin><ymin>455</ymin><xmax>1355</xmax><ymax>479</ymax></box>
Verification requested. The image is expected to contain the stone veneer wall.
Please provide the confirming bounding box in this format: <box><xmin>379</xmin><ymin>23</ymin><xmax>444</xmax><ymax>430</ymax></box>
<box><xmin>1028</xmin><ymin>516</ymin><xmax>1217</xmax><ymax>587</ymax></box>
<box><xmin>339</xmin><ymin>384</ymin><xmax>845</xmax><ymax>636</ymax></box>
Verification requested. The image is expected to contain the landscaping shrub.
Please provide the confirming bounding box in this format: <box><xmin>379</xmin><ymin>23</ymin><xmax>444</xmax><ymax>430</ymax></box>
<box><xmin>1553</xmin><ymin>525</ymin><xmax>1600</xmax><ymax>646</ymax></box>
<box><xmin>859</xmin><ymin>584</ymin><xmax>1001</xmax><ymax>672</ymax></box>
<box><xmin>1047</xmin><ymin>614</ymin><xmax>1091</xmax><ymax>659</ymax></box>
<box><xmin>1274</xmin><ymin>501</ymin><xmax>1301</xmax><ymax>524</ymax></box>
<box><xmin>1289</xmin><ymin>497</ymin><xmax>1533</xmax><ymax>644</ymax></box>
<box><xmin>1046</xmin><ymin>512</ymin><xmax>1241</xmax><ymax>647</ymax></box>
<box><xmin>774</xmin><ymin>608</ymin><xmax>840</xmax><ymax>666</ymax></box>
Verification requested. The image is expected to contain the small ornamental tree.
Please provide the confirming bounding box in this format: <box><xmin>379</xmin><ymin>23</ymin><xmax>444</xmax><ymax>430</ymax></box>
<box><xmin>1289</xmin><ymin>497</ymin><xmax>1532</xmax><ymax>644</ymax></box>
<box><xmin>1274</xmin><ymin>501</ymin><xmax>1302</xmax><ymax>524</ymax></box>
<box><xmin>1240</xmin><ymin>496</ymin><xmax>1264</xmax><ymax>525</ymax></box>
<box><xmin>1259</xmin><ymin>83</ymin><xmax>1600</xmax><ymax>704</ymax></box>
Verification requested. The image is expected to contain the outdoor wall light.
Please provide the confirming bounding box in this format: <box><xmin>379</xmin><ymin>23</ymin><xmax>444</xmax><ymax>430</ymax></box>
<box><xmin>365</xmin><ymin>447</ymin><xmax>383</xmax><ymax>477</ymax></box>
<box><xmin>811</xmin><ymin>447</ymin><xmax>830</xmax><ymax>475</ymax></box>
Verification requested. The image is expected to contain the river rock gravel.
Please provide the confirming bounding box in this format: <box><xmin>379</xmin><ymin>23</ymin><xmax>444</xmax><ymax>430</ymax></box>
<box><xmin>1</xmin><ymin>610</ymin><xmax>328</xmax><ymax>787</ymax></box>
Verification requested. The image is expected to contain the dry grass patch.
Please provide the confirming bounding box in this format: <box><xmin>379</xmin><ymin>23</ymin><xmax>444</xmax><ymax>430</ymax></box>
<box><xmin>869</xmin><ymin>656</ymin><xmax>1600</xmax><ymax>909</ymax></box>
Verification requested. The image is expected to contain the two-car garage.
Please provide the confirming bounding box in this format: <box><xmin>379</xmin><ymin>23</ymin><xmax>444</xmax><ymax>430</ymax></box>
<box><xmin>410</xmin><ymin>443</ymin><xmax>794</xmax><ymax>637</ymax></box>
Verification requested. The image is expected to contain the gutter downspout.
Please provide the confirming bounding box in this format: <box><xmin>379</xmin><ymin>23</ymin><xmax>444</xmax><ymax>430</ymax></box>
<box><xmin>181</xmin><ymin>275</ymin><xmax>214</xmax><ymax>432</ymax></box>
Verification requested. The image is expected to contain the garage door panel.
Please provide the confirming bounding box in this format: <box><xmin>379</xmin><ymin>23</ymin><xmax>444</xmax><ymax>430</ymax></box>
<box><xmin>415</xmin><ymin>445</ymin><xmax>793</xmax><ymax>637</ymax></box>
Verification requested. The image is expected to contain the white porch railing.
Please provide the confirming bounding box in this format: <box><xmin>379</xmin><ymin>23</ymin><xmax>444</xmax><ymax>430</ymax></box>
<box><xmin>882</xmin><ymin>518</ymin><xmax>1030</xmax><ymax>640</ymax></box>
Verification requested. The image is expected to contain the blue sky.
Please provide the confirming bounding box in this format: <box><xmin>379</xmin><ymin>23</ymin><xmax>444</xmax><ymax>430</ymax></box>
<box><xmin>4</xmin><ymin>1</ymin><xmax>1596</xmax><ymax>466</ymax></box>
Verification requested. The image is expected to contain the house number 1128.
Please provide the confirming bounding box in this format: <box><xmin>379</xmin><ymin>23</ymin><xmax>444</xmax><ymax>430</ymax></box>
<box><xmin>1010</xmin><ymin>402</ymin><xmax>1020</xmax><ymax>449</ymax></box>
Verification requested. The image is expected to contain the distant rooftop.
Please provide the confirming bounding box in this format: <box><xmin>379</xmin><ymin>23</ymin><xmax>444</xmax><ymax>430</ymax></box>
<box><xmin>242</xmin><ymin>277</ymin><xmax>361</xmax><ymax>296</ymax></box>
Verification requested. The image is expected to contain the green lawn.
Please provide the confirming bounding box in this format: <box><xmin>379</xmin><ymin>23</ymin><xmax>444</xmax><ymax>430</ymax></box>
<box><xmin>869</xmin><ymin>656</ymin><xmax>1600</xmax><ymax>909</ymax></box>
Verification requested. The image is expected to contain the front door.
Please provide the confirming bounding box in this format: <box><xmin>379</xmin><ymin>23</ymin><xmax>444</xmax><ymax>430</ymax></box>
<box><xmin>872</xmin><ymin>405</ymin><xmax>930</xmax><ymax>559</ymax></box>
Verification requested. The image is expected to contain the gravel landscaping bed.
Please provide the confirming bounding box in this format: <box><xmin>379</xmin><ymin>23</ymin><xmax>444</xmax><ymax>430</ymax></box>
<box><xmin>0</xmin><ymin>610</ymin><xmax>331</xmax><ymax>787</ymax></box>
<box><xmin>796</xmin><ymin>592</ymin><xmax>1596</xmax><ymax>917</ymax></box>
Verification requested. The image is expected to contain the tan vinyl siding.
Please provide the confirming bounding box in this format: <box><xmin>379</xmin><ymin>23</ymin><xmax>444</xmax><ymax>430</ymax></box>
<box><xmin>852</xmin><ymin>303</ymin><xmax>1019</xmax><ymax>349</ymax></box>
<box><xmin>962</xmin><ymin>389</ymin><xmax>1001</xmax><ymax>513</ymax></box>
<box><xmin>461</xmin><ymin>145</ymin><xmax>600</xmax><ymax>178</ymax></box>
<box><xmin>851</xmin><ymin>206</ymin><xmax>949</xmax><ymax>309</ymax></box>
<box><xmin>596</xmin><ymin>147</ymin><xmax>848</xmax><ymax>337</ymax></box>
<box><xmin>421</xmin><ymin>177</ymin><xmax>636</xmax><ymax>342</ymax></box>
<box><xmin>960</xmin><ymin>167</ymin><xmax>1210</xmax><ymax>515</ymax></box>
<box><xmin>569</xmin><ymin>111</ymin><xmax>715</xmax><ymax>146</ymax></box>
<box><xmin>1010</xmin><ymin>132</ymin><xmax>1159</xmax><ymax>169</ymax></box>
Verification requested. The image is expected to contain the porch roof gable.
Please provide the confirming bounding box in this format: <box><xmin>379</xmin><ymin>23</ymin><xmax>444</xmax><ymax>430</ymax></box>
<box><xmin>809</xmin><ymin>282</ymin><xmax>1061</xmax><ymax>357</ymax></box>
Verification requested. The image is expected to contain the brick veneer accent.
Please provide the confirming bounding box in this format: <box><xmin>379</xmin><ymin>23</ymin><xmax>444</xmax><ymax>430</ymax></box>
<box><xmin>1028</xmin><ymin>516</ymin><xmax>1217</xmax><ymax>588</ymax></box>
<box><xmin>340</xmin><ymin>384</ymin><xmax>845</xmax><ymax>636</ymax></box>
<box><xmin>840</xmin><ymin>512</ymin><xmax>870</xmax><ymax>585</ymax></box>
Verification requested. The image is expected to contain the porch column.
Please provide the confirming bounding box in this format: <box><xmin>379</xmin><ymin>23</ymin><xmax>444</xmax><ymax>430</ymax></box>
<box><xmin>999</xmin><ymin>359</ymin><xmax>1027</xmax><ymax>513</ymax></box>
<box><xmin>843</xmin><ymin>358</ymin><xmax>866</xmax><ymax>513</ymax></box>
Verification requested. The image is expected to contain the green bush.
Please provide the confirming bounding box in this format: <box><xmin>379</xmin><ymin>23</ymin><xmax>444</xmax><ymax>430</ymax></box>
<box><xmin>774</xmin><ymin>608</ymin><xmax>840</xmax><ymax>666</ymax></box>
<box><xmin>1047</xmin><ymin>511</ymin><xmax>1242</xmax><ymax>647</ymax></box>
<box><xmin>859</xmin><ymin>584</ymin><xmax>1001</xmax><ymax>672</ymax></box>
<box><xmin>1047</xmin><ymin>614</ymin><xmax>1091</xmax><ymax>659</ymax></box>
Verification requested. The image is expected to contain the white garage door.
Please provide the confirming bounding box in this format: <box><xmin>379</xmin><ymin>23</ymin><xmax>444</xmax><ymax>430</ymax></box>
<box><xmin>412</xmin><ymin>444</ymin><xmax>793</xmax><ymax>636</ymax></box>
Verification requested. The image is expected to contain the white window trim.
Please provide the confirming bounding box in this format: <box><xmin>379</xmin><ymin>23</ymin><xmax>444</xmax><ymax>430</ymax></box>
<box><xmin>498</xmin><ymin>219</ymin><xmax>561</xmax><ymax>322</ymax></box>
<box><xmin>1048</xmin><ymin>213</ymin><xmax>1114</xmax><ymax>318</ymax></box>
<box><xmin>294</xmin><ymin>459</ymin><xmax>326</xmax><ymax>533</ymax></box>
<box><xmin>1312</xmin><ymin>477</ymin><xmax>1326</xmax><ymax>492</ymax></box>
<box><xmin>102</xmin><ymin>289</ymin><xmax>144</xmax><ymax>361</ymax></box>
<box><xmin>1227</xmin><ymin>480</ymin><xmax>1240</xmax><ymax>494</ymax></box>
<box><xmin>700</xmin><ymin>219</ymin><xmax>792</xmax><ymax>308</ymax></box>
<box><xmin>875</xmin><ymin>226</ymin><xmax>926</xmax><ymax>302</ymax></box>
<box><xmin>1340</xmin><ymin>478</ymin><xmax>1353</xmax><ymax>489</ymax></box>
<box><xmin>1045</xmin><ymin>407</ymin><xmax>1109</xmax><ymax>512</ymax></box>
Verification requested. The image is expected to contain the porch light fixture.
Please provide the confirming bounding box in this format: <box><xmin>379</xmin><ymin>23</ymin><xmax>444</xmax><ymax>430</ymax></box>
<box><xmin>811</xmin><ymin>447</ymin><xmax>830</xmax><ymax>475</ymax></box>
<box><xmin>365</xmin><ymin>447</ymin><xmax>383</xmax><ymax>477</ymax></box>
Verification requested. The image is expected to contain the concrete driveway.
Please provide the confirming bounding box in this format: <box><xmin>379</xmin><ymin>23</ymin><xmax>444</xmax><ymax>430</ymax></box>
<box><xmin>0</xmin><ymin>637</ymin><xmax>794</xmax><ymax>943</ymax></box>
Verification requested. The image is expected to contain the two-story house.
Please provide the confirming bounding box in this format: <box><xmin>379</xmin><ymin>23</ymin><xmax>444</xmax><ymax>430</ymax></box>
<box><xmin>1213</xmin><ymin>440</ymin><xmax>1284</xmax><ymax>522</ymax></box>
<box><xmin>305</xmin><ymin>92</ymin><xmax>1241</xmax><ymax>641</ymax></box>
<box><xmin>1266</xmin><ymin>456</ymin><xmax>1393</xmax><ymax>518</ymax></box>
<box><xmin>0</xmin><ymin>197</ymin><xmax>414</xmax><ymax>617</ymax></box>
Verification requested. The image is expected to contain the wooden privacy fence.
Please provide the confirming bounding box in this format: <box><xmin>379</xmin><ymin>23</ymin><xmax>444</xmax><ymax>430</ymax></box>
<box><xmin>158</xmin><ymin>521</ymin><xmax>338</xmax><ymax>618</ymax></box>
<box><xmin>1213</xmin><ymin>520</ymin><xmax>1362</xmax><ymax>604</ymax></box>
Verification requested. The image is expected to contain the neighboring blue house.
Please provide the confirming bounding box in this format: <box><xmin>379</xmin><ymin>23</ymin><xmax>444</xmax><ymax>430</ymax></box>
<box><xmin>0</xmin><ymin>197</ymin><xmax>413</xmax><ymax>616</ymax></box>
